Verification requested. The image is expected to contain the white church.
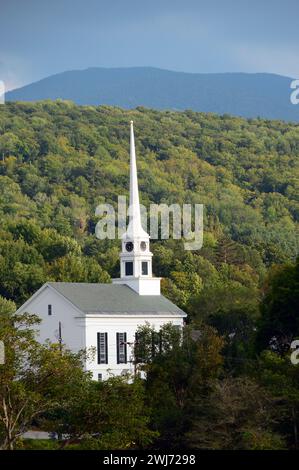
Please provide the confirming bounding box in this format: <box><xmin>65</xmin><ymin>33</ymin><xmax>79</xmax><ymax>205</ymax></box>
<box><xmin>17</xmin><ymin>122</ymin><xmax>187</xmax><ymax>380</ymax></box>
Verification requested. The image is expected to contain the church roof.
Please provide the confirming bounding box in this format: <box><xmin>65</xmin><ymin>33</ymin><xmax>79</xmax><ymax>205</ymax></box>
<box><xmin>47</xmin><ymin>282</ymin><xmax>186</xmax><ymax>316</ymax></box>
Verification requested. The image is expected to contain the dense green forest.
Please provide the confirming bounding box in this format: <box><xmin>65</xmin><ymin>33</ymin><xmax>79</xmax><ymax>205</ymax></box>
<box><xmin>0</xmin><ymin>100</ymin><xmax>297</xmax><ymax>305</ymax></box>
<box><xmin>0</xmin><ymin>101</ymin><xmax>298</xmax><ymax>450</ymax></box>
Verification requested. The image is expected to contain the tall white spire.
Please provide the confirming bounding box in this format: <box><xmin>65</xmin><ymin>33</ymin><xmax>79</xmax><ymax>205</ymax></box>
<box><xmin>126</xmin><ymin>121</ymin><xmax>148</xmax><ymax>239</ymax></box>
<box><xmin>112</xmin><ymin>120</ymin><xmax>161</xmax><ymax>295</ymax></box>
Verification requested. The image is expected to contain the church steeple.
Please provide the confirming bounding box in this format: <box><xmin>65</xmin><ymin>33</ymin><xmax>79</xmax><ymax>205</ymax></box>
<box><xmin>127</xmin><ymin>121</ymin><xmax>149</xmax><ymax>239</ymax></box>
<box><xmin>112</xmin><ymin>121</ymin><xmax>161</xmax><ymax>295</ymax></box>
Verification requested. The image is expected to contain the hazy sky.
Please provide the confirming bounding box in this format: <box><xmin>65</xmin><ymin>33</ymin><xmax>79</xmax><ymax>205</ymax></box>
<box><xmin>1</xmin><ymin>0</ymin><xmax>298</xmax><ymax>90</ymax></box>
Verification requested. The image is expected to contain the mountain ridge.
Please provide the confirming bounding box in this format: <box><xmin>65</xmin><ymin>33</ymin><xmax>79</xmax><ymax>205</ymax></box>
<box><xmin>6</xmin><ymin>66</ymin><xmax>299</xmax><ymax>122</ymax></box>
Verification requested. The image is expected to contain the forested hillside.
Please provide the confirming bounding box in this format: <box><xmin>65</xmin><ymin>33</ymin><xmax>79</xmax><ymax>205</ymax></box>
<box><xmin>0</xmin><ymin>100</ymin><xmax>297</xmax><ymax>307</ymax></box>
<box><xmin>0</xmin><ymin>101</ymin><xmax>299</xmax><ymax>449</ymax></box>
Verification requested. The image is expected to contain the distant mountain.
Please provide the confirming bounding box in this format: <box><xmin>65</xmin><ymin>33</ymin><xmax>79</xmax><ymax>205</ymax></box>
<box><xmin>6</xmin><ymin>67</ymin><xmax>299</xmax><ymax>122</ymax></box>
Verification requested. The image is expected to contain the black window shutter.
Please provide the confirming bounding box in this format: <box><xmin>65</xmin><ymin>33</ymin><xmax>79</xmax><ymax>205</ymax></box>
<box><xmin>135</xmin><ymin>331</ymin><xmax>145</xmax><ymax>363</ymax></box>
<box><xmin>116</xmin><ymin>332</ymin><xmax>120</xmax><ymax>364</ymax></box>
<box><xmin>124</xmin><ymin>332</ymin><xmax>127</xmax><ymax>363</ymax></box>
<box><xmin>117</xmin><ymin>332</ymin><xmax>127</xmax><ymax>364</ymax></box>
<box><xmin>97</xmin><ymin>332</ymin><xmax>108</xmax><ymax>364</ymax></box>
<box><xmin>105</xmin><ymin>332</ymin><xmax>108</xmax><ymax>364</ymax></box>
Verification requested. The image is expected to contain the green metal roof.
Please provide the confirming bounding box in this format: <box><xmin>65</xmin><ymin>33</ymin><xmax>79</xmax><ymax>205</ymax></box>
<box><xmin>48</xmin><ymin>282</ymin><xmax>186</xmax><ymax>316</ymax></box>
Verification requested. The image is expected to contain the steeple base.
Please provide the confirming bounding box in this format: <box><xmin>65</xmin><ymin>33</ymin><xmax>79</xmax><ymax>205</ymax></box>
<box><xmin>112</xmin><ymin>277</ymin><xmax>161</xmax><ymax>296</ymax></box>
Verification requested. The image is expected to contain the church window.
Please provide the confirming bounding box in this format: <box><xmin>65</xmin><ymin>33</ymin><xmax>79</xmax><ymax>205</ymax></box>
<box><xmin>97</xmin><ymin>332</ymin><xmax>108</xmax><ymax>364</ymax></box>
<box><xmin>117</xmin><ymin>332</ymin><xmax>127</xmax><ymax>364</ymax></box>
<box><xmin>48</xmin><ymin>304</ymin><xmax>52</xmax><ymax>316</ymax></box>
<box><xmin>141</xmin><ymin>261</ymin><xmax>148</xmax><ymax>275</ymax></box>
<box><xmin>125</xmin><ymin>261</ymin><xmax>133</xmax><ymax>276</ymax></box>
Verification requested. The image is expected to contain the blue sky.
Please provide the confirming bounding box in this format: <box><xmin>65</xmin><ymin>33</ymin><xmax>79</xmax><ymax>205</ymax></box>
<box><xmin>1</xmin><ymin>0</ymin><xmax>298</xmax><ymax>90</ymax></box>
